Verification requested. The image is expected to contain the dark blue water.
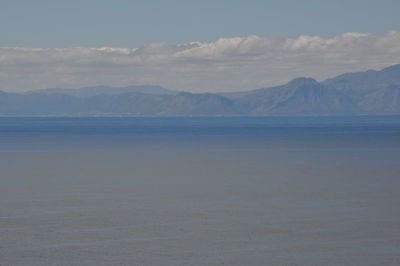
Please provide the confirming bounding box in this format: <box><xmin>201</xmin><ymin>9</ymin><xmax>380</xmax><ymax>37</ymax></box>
<box><xmin>1</xmin><ymin>115</ymin><xmax>399</xmax><ymax>136</ymax></box>
<box><xmin>1</xmin><ymin>116</ymin><xmax>400</xmax><ymax>265</ymax></box>
<box><xmin>1</xmin><ymin>116</ymin><xmax>400</xmax><ymax>151</ymax></box>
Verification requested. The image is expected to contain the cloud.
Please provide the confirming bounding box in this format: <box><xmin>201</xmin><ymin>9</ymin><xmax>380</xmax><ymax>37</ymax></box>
<box><xmin>1</xmin><ymin>31</ymin><xmax>400</xmax><ymax>92</ymax></box>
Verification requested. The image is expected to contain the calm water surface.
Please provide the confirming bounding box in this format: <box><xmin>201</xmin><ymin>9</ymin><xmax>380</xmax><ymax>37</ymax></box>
<box><xmin>1</xmin><ymin>116</ymin><xmax>400</xmax><ymax>265</ymax></box>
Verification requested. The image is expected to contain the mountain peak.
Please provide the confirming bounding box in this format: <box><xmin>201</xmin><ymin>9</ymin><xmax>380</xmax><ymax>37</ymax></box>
<box><xmin>287</xmin><ymin>77</ymin><xmax>319</xmax><ymax>87</ymax></box>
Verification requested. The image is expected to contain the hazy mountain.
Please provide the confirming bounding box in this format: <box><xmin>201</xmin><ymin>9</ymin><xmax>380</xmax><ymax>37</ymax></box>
<box><xmin>31</xmin><ymin>85</ymin><xmax>177</xmax><ymax>97</ymax></box>
<box><xmin>0</xmin><ymin>91</ymin><xmax>83</xmax><ymax>115</ymax></box>
<box><xmin>83</xmin><ymin>92</ymin><xmax>170</xmax><ymax>115</ymax></box>
<box><xmin>358</xmin><ymin>85</ymin><xmax>400</xmax><ymax>113</ymax></box>
<box><xmin>161</xmin><ymin>92</ymin><xmax>239</xmax><ymax>115</ymax></box>
<box><xmin>1</xmin><ymin>64</ymin><xmax>399</xmax><ymax>116</ymax></box>
<box><xmin>255</xmin><ymin>78</ymin><xmax>358</xmax><ymax>114</ymax></box>
<box><xmin>323</xmin><ymin>64</ymin><xmax>400</xmax><ymax>91</ymax></box>
<box><xmin>321</xmin><ymin>64</ymin><xmax>400</xmax><ymax>113</ymax></box>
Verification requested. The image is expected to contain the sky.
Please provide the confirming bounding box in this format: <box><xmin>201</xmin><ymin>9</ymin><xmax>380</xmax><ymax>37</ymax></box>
<box><xmin>1</xmin><ymin>0</ymin><xmax>400</xmax><ymax>92</ymax></box>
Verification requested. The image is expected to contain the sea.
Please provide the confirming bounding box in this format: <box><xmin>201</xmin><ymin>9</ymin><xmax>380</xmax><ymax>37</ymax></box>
<box><xmin>1</xmin><ymin>116</ymin><xmax>400</xmax><ymax>265</ymax></box>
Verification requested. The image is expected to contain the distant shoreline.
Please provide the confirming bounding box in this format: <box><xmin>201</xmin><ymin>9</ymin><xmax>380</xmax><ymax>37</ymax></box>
<box><xmin>1</xmin><ymin>114</ymin><xmax>400</xmax><ymax>118</ymax></box>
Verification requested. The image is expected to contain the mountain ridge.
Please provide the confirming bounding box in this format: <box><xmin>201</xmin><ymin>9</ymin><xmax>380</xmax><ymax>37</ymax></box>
<box><xmin>29</xmin><ymin>85</ymin><xmax>178</xmax><ymax>97</ymax></box>
<box><xmin>1</xmin><ymin>64</ymin><xmax>399</xmax><ymax>116</ymax></box>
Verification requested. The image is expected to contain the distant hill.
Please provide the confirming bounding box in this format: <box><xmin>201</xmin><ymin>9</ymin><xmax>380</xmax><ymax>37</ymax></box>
<box><xmin>30</xmin><ymin>85</ymin><xmax>178</xmax><ymax>97</ymax></box>
<box><xmin>224</xmin><ymin>64</ymin><xmax>400</xmax><ymax>115</ymax></box>
<box><xmin>233</xmin><ymin>78</ymin><xmax>359</xmax><ymax>115</ymax></box>
<box><xmin>323</xmin><ymin>64</ymin><xmax>400</xmax><ymax>92</ymax></box>
<box><xmin>1</xmin><ymin>64</ymin><xmax>400</xmax><ymax>116</ymax></box>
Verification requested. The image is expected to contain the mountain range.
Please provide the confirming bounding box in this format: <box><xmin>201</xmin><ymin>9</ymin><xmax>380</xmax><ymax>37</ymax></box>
<box><xmin>1</xmin><ymin>64</ymin><xmax>399</xmax><ymax>116</ymax></box>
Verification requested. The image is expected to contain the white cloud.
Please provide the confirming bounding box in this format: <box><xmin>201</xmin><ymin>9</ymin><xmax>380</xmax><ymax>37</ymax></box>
<box><xmin>1</xmin><ymin>31</ymin><xmax>400</xmax><ymax>93</ymax></box>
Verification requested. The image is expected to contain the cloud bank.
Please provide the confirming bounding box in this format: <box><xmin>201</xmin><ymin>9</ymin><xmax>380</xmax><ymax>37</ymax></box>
<box><xmin>1</xmin><ymin>31</ymin><xmax>400</xmax><ymax>92</ymax></box>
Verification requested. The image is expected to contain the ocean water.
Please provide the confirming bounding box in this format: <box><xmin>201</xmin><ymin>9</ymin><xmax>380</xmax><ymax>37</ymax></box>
<box><xmin>1</xmin><ymin>116</ymin><xmax>400</xmax><ymax>266</ymax></box>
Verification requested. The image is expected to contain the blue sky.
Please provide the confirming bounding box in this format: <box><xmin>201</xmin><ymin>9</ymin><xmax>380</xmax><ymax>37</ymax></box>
<box><xmin>1</xmin><ymin>0</ymin><xmax>400</xmax><ymax>47</ymax></box>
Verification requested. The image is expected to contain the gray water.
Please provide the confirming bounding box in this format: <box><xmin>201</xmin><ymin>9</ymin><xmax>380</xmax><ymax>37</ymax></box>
<box><xmin>1</xmin><ymin>116</ymin><xmax>400</xmax><ymax>265</ymax></box>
